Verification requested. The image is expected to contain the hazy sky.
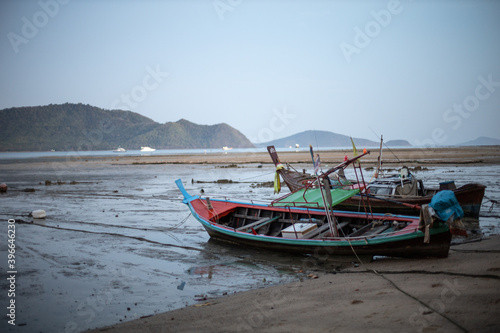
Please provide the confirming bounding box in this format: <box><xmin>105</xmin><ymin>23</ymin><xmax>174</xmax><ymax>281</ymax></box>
<box><xmin>1</xmin><ymin>0</ymin><xmax>499</xmax><ymax>145</ymax></box>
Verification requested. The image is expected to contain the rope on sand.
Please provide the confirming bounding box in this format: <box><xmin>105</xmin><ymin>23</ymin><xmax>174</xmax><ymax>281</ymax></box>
<box><xmin>483</xmin><ymin>195</ymin><xmax>499</xmax><ymax>213</ymax></box>
<box><xmin>344</xmin><ymin>242</ymin><xmax>469</xmax><ymax>333</ymax></box>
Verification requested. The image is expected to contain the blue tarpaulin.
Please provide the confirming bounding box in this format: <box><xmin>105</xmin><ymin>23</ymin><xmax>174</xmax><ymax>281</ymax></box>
<box><xmin>429</xmin><ymin>190</ymin><xmax>464</xmax><ymax>221</ymax></box>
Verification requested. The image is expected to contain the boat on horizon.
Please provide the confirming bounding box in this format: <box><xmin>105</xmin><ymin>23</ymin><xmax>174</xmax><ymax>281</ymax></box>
<box><xmin>113</xmin><ymin>147</ymin><xmax>126</xmax><ymax>152</ymax></box>
<box><xmin>140</xmin><ymin>146</ymin><xmax>156</xmax><ymax>152</ymax></box>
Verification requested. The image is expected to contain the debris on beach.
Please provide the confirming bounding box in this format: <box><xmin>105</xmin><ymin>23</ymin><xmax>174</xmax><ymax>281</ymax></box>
<box><xmin>31</xmin><ymin>209</ymin><xmax>46</xmax><ymax>219</ymax></box>
<box><xmin>43</xmin><ymin>179</ymin><xmax>79</xmax><ymax>185</ymax></box>
<box><xmin>194</xmin><ymin>294</ymin><xmax>208</xmax><ymax>301</ymax></box>
<box><xmin>218</xmin><ymin>164</ymin><xmax>239</xmax><ymax>168</ymax></box>
<box><xmin>193</xmin><ymin>179</ymin><xmax>234</xmax><ymax>184</ymax></box>
<box><xmin>177</xmin><ymin>281</ymin><xmax>186</xmax><ymax>290</ymax></box>
<box><xmin>250</xmin><ymin>181</ymin><xmax>274</xmax><ymax>188</ymax></box>
<box><xmin>193</xmin><ymin>302</ymin><xmax>214</xmax><ymax>307</ymax></box>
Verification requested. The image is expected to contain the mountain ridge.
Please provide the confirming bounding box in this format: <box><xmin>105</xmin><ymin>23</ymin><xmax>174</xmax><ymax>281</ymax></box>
<box><xmin>1</xmin><ymin>103</ymin><xmax>497</xmax><ymax>152</ymax></box>
<box><xmin>458</xmin><ymin>136</ymin><xmax>500</xmax><ymax>146</ymax></box>
<box><xmin>253</xmin><ymin>130</ymin><xmax>412</xmax><ymax>148</ymax></box>
<box><xmin>0</xmin><ymin>103</ymin><xmax>254</xmax><ymax>151</ymax></box>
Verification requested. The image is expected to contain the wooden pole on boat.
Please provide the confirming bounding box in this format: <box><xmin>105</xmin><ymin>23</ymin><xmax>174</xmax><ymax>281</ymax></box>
<box><xmin>309</xmin><ymin>145</ymin><xmax>338</xmax><ymax>237</ymax></box>
<box><xmin>375</xmin><ymin>135</ymin><xmax>383</xmax><ymax>178</ymax></box>
<box><xmin>309</xmin><ymin>145</ymin><xmax>317</xmax><ymax>176</ymax></box>
<box><xmin>322</xmin><ymin>176</ymin><xmax>339</xmax><ymax>237</ymax></box>
<box><xmin>322</xmin><ymin>151</ymin><xmax>369</xmax><ymax>177</ymax></box>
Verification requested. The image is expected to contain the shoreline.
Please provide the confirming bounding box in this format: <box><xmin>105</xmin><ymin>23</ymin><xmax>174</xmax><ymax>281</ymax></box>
<box><xmin>88</xmin><ymin>235</ymin><xmax>500</xmax><ymax>333</ymax></box>
<box><xmin>2</xmin><ymin>146</ymin><xmax>500</xmax><ymax>168</ymax></box>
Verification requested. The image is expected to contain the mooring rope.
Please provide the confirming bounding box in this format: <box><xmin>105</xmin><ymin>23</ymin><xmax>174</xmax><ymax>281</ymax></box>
<box><xmin>483</xmin><ymin>195</ymin><xmax>500</xmax><ymax>213</ymax></box>
<box><xmin>343</xmin><ymin>236</ymin><xmax>469</xmax><ymax>333</ymax></box>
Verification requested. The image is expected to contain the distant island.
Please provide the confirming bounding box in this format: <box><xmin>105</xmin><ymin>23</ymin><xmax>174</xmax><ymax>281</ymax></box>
<box><xmin>0</xmin><ymin>103</ymin><xmax>497</xmax><ymax>152</ymax></box>
<box><xmin>0</xmin><ymin>103</ymin><xmax>254</xmax><ymax>151</ymax></box>
<box><xmin>254</xmin><ymin>130</ymin><xmax>412</xmax><ymax>149</ymax></box>
<box><xmin>459</xmin><ymin>136</ymin><xmax>500</xmax><ymax>146</ymax></box>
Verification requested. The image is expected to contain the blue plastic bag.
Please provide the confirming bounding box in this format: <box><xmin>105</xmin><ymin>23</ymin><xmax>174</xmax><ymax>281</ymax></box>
<box><xmin>429</xmin><ymin>190</ymin><xmax>464</xmax><ymax>221</ymax></box>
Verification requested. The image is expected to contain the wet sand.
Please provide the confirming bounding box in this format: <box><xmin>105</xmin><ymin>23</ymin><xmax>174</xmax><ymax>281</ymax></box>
<box><xmin>2</xmin><ymin>146</ymin><xmax>499</xmax><ymax>332</ymax></box>
<box><xmin>89</xmin><ymin>236</ymin><xmax>500</xmax><ymax>333</ymax></box>
<box><xmin>7</xmin><ymin>145</ymin><xmax>500</xmax><ymax>168</ymax></box>
<box><xmin>82</xmin><ymin>146</ymin><xmax>500</xmax><ymax>333</ymax></box>
<box><xmin>122</xmin><ymin>145</ymin><xmax>500</xmax><ymax>166</ymax></box>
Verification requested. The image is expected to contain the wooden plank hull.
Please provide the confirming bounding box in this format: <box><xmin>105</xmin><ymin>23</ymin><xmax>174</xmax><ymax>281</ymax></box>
<box><xmin>176</xmin><ymin>179</ymin><xmax>451</xmax><ymax>258</ymax></box>
<box><xmin>335</xmin><ymin>183</ymin><xmax>486</xmax><ymax>220</ymax></box>
<box><xmin>202</xmin><ymin>223</ymin><xmax>451</xmax><ymax>258</ymax></box>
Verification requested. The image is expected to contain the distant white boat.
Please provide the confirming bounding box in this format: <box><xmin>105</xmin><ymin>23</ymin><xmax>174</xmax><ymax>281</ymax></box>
<box><xmin>222</xmin><ymin>146</ymin><xmax>232</xmax><ymax>151</ymax></box>
<box><xmin>140</xmin><ymin>146</ymin><xmax>156</xmax><ymax>152</ymax></box>
<box><xmin>113</xmin><ymin>147</ymin><xmax>126</xmax><ymax>152</ymax></box>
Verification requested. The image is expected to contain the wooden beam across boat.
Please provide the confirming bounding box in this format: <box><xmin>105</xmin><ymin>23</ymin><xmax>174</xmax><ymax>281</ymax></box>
<box><xmin>236</xmin><ymin>215</ymin><xmax>281</xmax><ymax>232</ymax></box>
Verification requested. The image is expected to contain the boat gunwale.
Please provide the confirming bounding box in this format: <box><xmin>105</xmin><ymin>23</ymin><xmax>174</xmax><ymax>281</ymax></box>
<box><xmin>185</xmin><ymin>196</ymin><xmax>447</xmax><ymax>248</ymax></box>
<box><xmin>189</xmin><ymin>194</ymin><xmax>419</xmax><ymax>221</ymax></box>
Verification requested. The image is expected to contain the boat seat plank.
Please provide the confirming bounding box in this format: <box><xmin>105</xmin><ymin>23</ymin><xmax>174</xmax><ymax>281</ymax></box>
<box><xmin>236</xmin><ymin>215</ymin><xmax>281</xmax><ymax>232</ymax></box>
<box><xmin>253</xmin><ymin>215</ymin><xmax>281</xmax><ymax>231</ymax></box>
<box><xmin>313</xmin><ymin>222</ymin><xmax>350</xmax><ymax>239</ymax></box>
<box><xmin>301</xmin><ymin>223</ymin><xmax>330</xmax><ymax>239</ymax></box>
<box><xmin>236</xmin><ymin>217</ymin><xmax>270</xmax><ymax>231</ymax></box>
<box><xmin>363</xmin><ymin>225</ymin><xmax>390</xmax><ymax>237</ymax></box>
<box><xmin>234</xmin><ymin>213</ymin><xmax>261</xmax><ymax>220</ymax></box>
<box><xmin>347</xmin><ymin>222</ymin><xmax>373</xmax><ymax>237</ymax></box>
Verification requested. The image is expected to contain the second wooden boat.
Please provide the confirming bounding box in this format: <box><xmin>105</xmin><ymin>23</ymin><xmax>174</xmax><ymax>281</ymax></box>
<box><xmin>267</xmin><ymin>146</ymin><xmax>486</xmax><ymax>222</ymax></box>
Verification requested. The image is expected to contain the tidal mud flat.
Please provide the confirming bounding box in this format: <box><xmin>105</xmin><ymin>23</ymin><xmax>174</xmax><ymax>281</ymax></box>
<box><xmin>0</xmin><ymin>147</ymin><xmax>499</xmax><ymax>332</ymax></box>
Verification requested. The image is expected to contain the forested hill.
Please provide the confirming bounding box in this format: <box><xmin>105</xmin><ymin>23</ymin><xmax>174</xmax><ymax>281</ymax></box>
<box><xmin>0</xmin><ymin>103</ymin><xmax>255</xmax><ymax>151</ymax></box>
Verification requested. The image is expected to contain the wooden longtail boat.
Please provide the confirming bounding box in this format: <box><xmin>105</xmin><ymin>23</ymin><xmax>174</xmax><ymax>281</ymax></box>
<box><xmin>175</xmin><ymin>179</ymin><xmax>452</xmax><ymax>258</ymax></box>
<box><xmin>267</xmin><ymin>146</ymin><xmax>486</xmax><ymax>222</ymax></box>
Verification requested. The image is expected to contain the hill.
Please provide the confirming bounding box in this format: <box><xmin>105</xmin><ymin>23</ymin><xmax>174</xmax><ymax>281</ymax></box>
<box><xmin>384</xmin><ymin>139</ymin><xmax>412</xmax><ymax>147</ymax></box>
<box><xmin>0</xmin><ymin>104</ymin><xmax>254</xmax><ymax>151</ymax></box>
<box><xmin>254</xmin><ymin>130</ymin><xmax>381</xmax><ymax>148</ymax></box>
<box><xmin>130</xmin><ymin>118</ymin><xmax>254</xmax><ymax>149</ymax></box>
<box><xmin>458</xmin><ymin>136</ymin><xmax>500</xmax><ymax>146</ymax></box>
